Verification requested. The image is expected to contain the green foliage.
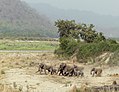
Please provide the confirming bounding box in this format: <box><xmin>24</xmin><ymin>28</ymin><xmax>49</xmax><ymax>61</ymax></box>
<box><xmin>55</xmin><ymin>37</ymin><xmax>78</xmax><ymax>58</ymax></box>
<box><xmin>55</xmin><ymin>19</ymin><xmax>119</xmax><ymax>63</ymax></box>
<box><xmin>106</xmin><ymin>39</ymin><xmax>117</xmax><ymax>44</ymax></box>
<box><xmin>55</xmin><ymin>20</ymin><xmax>80</xmax><ymax>38</ymax></box>
<box><xmin>0</xmin><ymin>24</ymin><xmax>57</xmax><ymax>38</ymax></box>
<box><xmin>0</xmin><ymin>40</ymin><xmax>58</xmax><ymax>50</ymax></box>
<box><xmin>76</xmin><ymin>42</ymin><xmax>119</xmax><ymax>62</ymax></box>
<box><xmin>59</xmin><ymin>37</ymin><xmax>78</xmax><ymax>56</ymax></box>
<box><xmin>55</xmin><ymin>20</ymin><xmax>105</xmax><ymax>43</ymax></box>
<box><xmin>65</xmin><ymin>38</ymin><xmax>78</xmax><ymax>55</ymax></box>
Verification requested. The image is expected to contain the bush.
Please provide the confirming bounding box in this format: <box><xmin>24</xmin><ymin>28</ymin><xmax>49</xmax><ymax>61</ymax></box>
<box><xmin>55</xmin><ymin>39</ymin><xmax>119</xmax><ymax>63</ymax></box>
<box><xmin>76</xmin><ymin>42</ymin><xmax>119</xmax><ymax>63</ymax></box>
<box><xmin>57</xmin><ymin>37</ymin><xmax>78</xmax><ymax>56</ymax></box>
<box><xmin>65</xmin><ymin>38</ymin><xmax>78</xmax><ymax>56</ymax></box>
<box><xmin>106</xmin><ymin>39</ymin><xmax>117</xmax><ymax>44</ymax></box>
<box><xmin>54</xmin><ymin>19</ymin><xmax>119</xmax><ymax>63</ymax></box>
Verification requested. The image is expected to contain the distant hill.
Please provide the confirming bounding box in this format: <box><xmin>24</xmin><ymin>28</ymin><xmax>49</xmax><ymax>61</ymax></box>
<box><xmin>0</xmin><ymin>0</ymin><xmax>57</xmax><ymax>38</ymax></box>
<box><xmin>29</xmin><ymin>3</ymin><xmax>119</xmax><ymax>38</ymax></box>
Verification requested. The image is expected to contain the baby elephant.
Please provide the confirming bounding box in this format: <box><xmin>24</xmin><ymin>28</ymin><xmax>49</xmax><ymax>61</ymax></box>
<box><xmin>49</xmin><ymin>67</ymin><xmax>58</xmax><ymax>75</ymax></box>
<box><xmin>90</xmin><ymin>68</ymin><xmax>102</xmax><ymax>77</ymax></box>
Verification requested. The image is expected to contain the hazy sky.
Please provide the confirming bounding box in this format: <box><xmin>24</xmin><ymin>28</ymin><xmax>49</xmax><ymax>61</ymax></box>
<box><xmin>22</xmin><ymin>0</ymin><xmax>119</xmax><ymax>16</ymax></box>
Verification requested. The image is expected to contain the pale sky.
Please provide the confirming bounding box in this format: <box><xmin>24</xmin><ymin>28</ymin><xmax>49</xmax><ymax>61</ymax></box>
<box><xmin>22</xmin><ymin>0</ymin><xmax>119</xmax><ymax>16</ymax></box>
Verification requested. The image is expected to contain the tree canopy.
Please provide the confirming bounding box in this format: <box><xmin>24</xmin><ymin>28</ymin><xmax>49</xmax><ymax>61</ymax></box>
<box><xmin>55</xmin><ymin>19</ymin><xmax>106</xmax><ymax>43</ymax></box>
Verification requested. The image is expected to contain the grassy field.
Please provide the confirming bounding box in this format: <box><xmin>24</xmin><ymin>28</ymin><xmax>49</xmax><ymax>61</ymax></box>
<box><xmin>0</xmin><ymin>40</ymin><xmax>59</xmax><ymax>50</ymax></box>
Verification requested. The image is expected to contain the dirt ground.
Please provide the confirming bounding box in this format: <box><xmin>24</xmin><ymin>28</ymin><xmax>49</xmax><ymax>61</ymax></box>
<box><xmin>0</xmin><ymin>52</ymin><xmax>119</xmax><ymax>92</ymax></box>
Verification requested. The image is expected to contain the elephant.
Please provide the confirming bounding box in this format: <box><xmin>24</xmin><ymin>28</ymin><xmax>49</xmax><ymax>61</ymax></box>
<box><xmin>73</xmin><ymin>65</ymin><xmax>84</xmax><ymax>77</ymax></box>
<box><xmin>36</xmin><ymin>63</ymin><xmax>53</xmax><ymax>75</ymax></box>
<box><xmin>90</xmin><ymin>68</ymin><xmax>102</xmax><ymax>77</ymax></box>
<box><xmin>63</xmin><ymin>65</ymin><xmax>75</xmax><ymax>76</ymax></box>
<box><xmin>57</xmin><ymin>63</ymin><xmax>67</xmax><ymax>76</ymax></box>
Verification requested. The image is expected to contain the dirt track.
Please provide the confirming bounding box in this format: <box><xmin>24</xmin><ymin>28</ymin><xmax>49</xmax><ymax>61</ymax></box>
<box><xmin>0</xmin><ymin>52</ymin><xmax>119</xmax><ymax>92</ymax></box>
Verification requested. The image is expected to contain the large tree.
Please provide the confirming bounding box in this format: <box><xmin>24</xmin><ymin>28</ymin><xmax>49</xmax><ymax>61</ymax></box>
<box><xmin>55</xmin><ymin>20</ymin><xmax>105</xmax><ymax>43</ymax></box>
<box><xmin>55</xmin><ymin>20</ymin><xmax>81</xmax><ymax>39</ymax></box>
<box><xmin>55</xmin><ymin>20</ymin><xmax>119</xmax><ymax>63</ymax></box>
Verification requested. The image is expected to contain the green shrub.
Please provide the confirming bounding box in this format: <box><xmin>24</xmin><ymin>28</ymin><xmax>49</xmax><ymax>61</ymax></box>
<box><xmin>106</xmin><ymin>39</ymin><xmax>117</xmax><ymax>44</ymax></box>
<box><xmin>57</xmin><ymin>37</ymin><xmax>78</xmax><ymax>56</ymax></box>
<box><xmin>54</xmin><ymin>19</ymin><xmax>119</xmax><ymax>63</ymax></box>
<box><xmin>55</xmin><ymin>39</ymin><xmax>119</xmax><ymax>63</ymax></box>
<box><xmin>76</xmin><ymin>42</ymin><xmax>119</xmax><ymax>63</ymax></box>
<box><xmin>65</xmin><ymin>38</ymin><xmax>78</xmax><ymax>56</ymax></box>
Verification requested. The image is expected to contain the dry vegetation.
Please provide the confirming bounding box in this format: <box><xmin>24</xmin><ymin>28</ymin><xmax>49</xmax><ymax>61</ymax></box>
<box><xmin>0</xmin><ymin>52</ymin><xmax>119</xmax><ymax>92</ymax></box>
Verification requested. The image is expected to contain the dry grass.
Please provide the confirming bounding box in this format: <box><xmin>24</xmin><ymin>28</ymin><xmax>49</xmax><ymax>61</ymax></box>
<box><xmin>0</xmin><ymin>84</ymin><xmax>21</xmax><ymax>92</ymax></box>
<box><xmin>0</xmin><ymin>52</ymin><xmax>119</xmax><ymax>92</ymax></box>
<box><xmin>0</xmin><ymin>52</ymin><xmax>58</xmax><ymax>69</ymax></box>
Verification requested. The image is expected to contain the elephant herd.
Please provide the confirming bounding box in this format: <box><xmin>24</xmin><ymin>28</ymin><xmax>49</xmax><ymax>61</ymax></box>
<box><xmin>36</xmin><ymin>63</ymin><xmax>102</xmax><ymax>77</ymax></box>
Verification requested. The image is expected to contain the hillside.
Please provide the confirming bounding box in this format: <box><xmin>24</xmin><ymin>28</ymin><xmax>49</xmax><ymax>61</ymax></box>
<box><xmin>29</xmin><ymin>3</ymin><xmax>119</xmax><ymax>38</ymax></box>
<box><xmin>0</xmin><ymin>0</ymin><xmax>57</xmax><ymax>38</ymax></box>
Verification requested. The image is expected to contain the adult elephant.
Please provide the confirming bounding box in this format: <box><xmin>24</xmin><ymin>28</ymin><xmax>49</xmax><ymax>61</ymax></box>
<box><xmin>63</xmin><ymin>65</ymin><xmax>75</xmax><ymax>76</ymax></box>
<box><xmin>36</xmin><ymin>63</ymin><xmax>53</xmax><ymax>75</ymax></box>
<box><xmin>57</xmin><ymin>63</ymin><xmax>67</xmax><ymax>76</ymax></box>
<box><xmin>73</xmin><ymin>65</ymin><xmax>84</xmax><ymax>77</ymax></box>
